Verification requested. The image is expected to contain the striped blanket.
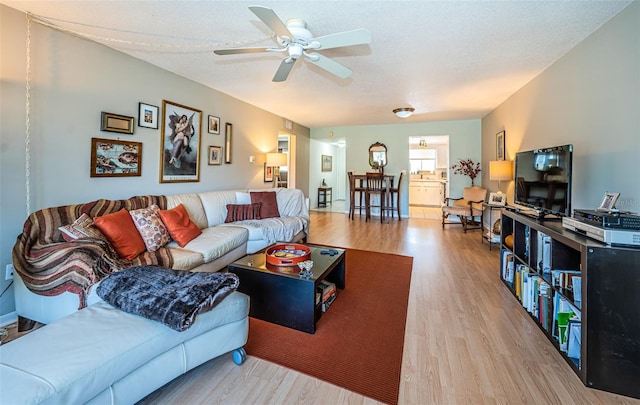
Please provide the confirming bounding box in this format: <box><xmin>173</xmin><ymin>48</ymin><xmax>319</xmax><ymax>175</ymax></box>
<box><xmin>12</xmin><ymin>195</ymin><xmax>174</xmax><ymax>309</ymax></box>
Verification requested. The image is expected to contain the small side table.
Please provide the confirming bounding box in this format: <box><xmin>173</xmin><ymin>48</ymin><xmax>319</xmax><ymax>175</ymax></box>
<box><xmin>481</xmin><ymin>203</ymin><xmax>502</xmax><ymax>250</ymax></box>
<box><xmin>318</xmin><ymin>187</ymin><xmax>333</xmax><ymax>208</ymax></box>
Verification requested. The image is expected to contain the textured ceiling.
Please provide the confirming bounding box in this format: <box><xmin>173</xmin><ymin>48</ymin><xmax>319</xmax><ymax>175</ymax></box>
<box><xmin>2</xmin><ymin>1</ymin><xmax>632</xmax><ymax>128</ymax></box>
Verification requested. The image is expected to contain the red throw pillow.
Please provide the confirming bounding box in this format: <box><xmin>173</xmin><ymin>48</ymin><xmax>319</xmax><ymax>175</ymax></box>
<box><xmin>93</xmin><ymin>208</ymin><xmax>146</xmax><ymax>260</ymax></box>
<box><xmin>250</xmin><ymin>191</ymin><xmax>280</xmax><ymax>219</ymax></box>
<box><xmin>225</xmin><ymin>202</ymin><xmax>262</xmax><ymax>223</ymax></box>
<box><xmin>158</xmin><ymin>204</ymin><xmax>202</xmax><ymax>247</ymax></box>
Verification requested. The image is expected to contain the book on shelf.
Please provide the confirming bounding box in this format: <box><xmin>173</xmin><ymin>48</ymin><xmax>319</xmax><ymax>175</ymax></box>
<box><xmin>551</xmin><ymin>270</ymin><xmax>581</xmax><ymax>290</ymax></box>
<box><xmin>318</xmin><ymin>280</ymin><xmax>337</xmax><ymax>301</ymax></box>
<box><xmin>501</xmin><ymin>250</ymin><xmax>515</xmax><ymax>285</ymax></box>
<box><xmin>321</xmin><ymin>291</ymin><xmax>337</xmax><ymax>312</ymax></box>
<box><xmin>567</xmin><ymin>319</ymin><xmax>581</xmax><ymax>364</ymax></box>
<box><xmin>537</xmin><ymin>232</ymin><xmax>552</xmax><ymax>273</ymax></box>
<box><xmin>552</xmin><ymin>294</ymin><xmax>581</xmax><ymax>351</ymax></box>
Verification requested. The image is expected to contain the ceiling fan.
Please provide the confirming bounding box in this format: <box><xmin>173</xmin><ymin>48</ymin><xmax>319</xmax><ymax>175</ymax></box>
<box><xmin>213</xmin><ymin>5</ymin><xmax>372</xmax><ymax>82</ymax></box>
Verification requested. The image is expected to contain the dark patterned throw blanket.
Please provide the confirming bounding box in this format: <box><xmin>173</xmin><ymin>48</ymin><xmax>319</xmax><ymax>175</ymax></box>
<box><xmin>97</xmin><ymin>266</ymin><xmax>240</xmax><ymax>331</ymax></box>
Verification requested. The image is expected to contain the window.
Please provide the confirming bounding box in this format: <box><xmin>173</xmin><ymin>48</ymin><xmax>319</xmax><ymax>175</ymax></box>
<box><xmin>410</xmin><ymin>148</ymin><xmax>436</xmax><ymax>173</ymax></box>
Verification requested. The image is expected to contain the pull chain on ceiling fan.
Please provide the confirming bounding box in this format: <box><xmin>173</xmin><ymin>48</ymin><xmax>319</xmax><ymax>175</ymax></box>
<box><xmin>213</xmin><ymin>5</ymin><xmax>372</xmax><ymax>82</ymax></box>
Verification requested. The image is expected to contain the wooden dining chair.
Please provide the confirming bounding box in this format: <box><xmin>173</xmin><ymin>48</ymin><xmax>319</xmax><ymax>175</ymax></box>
<box><xmin>365</xmin><ymin>172</ymin><xmax>388</xmax><ymax>222</ymax></box>
<box><xmin>348</xmin><ymin>171</ymin><xmax>365</xmax><ymax>220</ymax></box>
<box><xmin>386</xmin><ymin>171</ymin><xmax>404</xmax><ymax>220</ymax></box>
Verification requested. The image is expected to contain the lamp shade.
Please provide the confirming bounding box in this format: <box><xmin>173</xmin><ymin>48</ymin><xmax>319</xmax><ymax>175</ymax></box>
<box><xmin>266</xmin><ymin>152</ymin><xmax>287</xmax><ymax>167</ymax></box>
<box><xmin>489</xmin><ymin>160</ymin><xmax>513</xmax><ymax>181</ymax></box>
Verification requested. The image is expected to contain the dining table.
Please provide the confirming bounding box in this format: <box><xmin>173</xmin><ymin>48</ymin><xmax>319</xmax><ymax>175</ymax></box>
<box><xmin>351</xmin><ymin>173</ymin><xmax>396</xmax><ymax>222</ymax></box>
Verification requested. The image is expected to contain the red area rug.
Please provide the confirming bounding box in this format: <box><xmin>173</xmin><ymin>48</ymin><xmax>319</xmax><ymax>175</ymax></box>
<box><xmin>244</xmin><ymin>249</ymin><xmax>413</xmax><ymax>405</ymax></box>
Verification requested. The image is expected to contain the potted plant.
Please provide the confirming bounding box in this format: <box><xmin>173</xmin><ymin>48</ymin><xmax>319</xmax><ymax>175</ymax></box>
<box><xmin>451</xmin><ymin>158</ymin><xmax>481</xmax><ymax>186</ymax></box>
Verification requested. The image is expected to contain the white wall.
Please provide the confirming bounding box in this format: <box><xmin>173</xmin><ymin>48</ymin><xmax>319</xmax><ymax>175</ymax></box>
<box><xmin>481</xmin><ymin>1</ymin><xmax>640</xmax><ymax>212</ymax></box>
<box><xmin>309</xmin><ymin>140</ymin><xmax>341</xmax><ymax>208</ymax></box>
<box><xmin>0</xmin><ymin>5</ymin><xmax>310</xmax><ymax>317</ymax></box>
<box><xmin>311</xmin><ymin>120</ymin><xmax>482</xmax><ymax>215</ymax></box>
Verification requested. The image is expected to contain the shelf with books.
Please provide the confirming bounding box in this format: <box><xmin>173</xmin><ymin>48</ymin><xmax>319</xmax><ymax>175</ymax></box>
<box><xmin>500</xmin><ymin>209</ymin><xmax>640</xmax><ymax>400</ymax></box>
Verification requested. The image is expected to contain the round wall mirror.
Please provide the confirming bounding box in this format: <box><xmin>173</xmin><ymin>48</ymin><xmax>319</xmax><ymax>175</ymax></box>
<box><xmin>369</xmin><ymin>142</ymin><xmax>388</xmax><ymax>169</ymax></box>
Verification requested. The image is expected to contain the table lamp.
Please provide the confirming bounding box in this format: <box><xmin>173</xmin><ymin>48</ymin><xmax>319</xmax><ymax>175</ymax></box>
<box><xmin>266</xmin><ymin>152</ymin><xmax>287</xmax><ymax>188</ymax></box>
<box><xmin>489</xmin><ymin>160</ymin><xmax>513</xmax><ymax>194</ymax></box>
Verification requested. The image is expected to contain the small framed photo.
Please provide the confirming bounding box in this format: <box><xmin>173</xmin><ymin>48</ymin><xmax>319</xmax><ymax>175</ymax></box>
<box><xmin>208</xmin><ymin>115</ymin><xmax>220</xmax><ymax>134</ymax></box>
<box><xmin>496</xmin><ymin>130</ymin><xmax>505</xmax><ymax>161</ymax></box>
<box><xmin>90</xmin><ymin>137</ymin><xmax>141</xmax><ymax>177</ymax></box>
<box><xmin>264</xmin><ymin>163</ymin><xmax>273</xmax><ymax>182</ymax></box>
<box><xmin>138</xmin><ymin>103</ymin><xmax>159</xmax><ymax>129</ymax></box>
<box><xmin>321</xmin><ymin>154</ymin><xmax>332</xmax><ymax>172</ymax></box>
<box><xmin>101</xmin><ymin>112</ymin><xmax>134</xmax><ymax>134</ymax></box>
<box><xmin>208</xmin><ymin>146</ymin><xmax>222</xmax><ymax>165</ymax></box>
<box><xmin>488</xmin><ymin>192</ymin><xmax>507</xmax><ymax>206</ymax></box>
<box><xmin>597</xmin><ymin>192</ymin><xmax>620</xmax><ymax>211</ymax></box>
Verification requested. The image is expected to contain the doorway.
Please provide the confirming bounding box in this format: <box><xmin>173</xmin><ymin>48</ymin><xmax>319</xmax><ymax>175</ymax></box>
<box><xmin>278</xmin><ymin>133</ymin><xmax>295</xmax><ymax>188</ymax></box>
<box><xmin>408</xmin><ymin>135</ymin><xmax>449</xmax><ymax>220</ymax></box>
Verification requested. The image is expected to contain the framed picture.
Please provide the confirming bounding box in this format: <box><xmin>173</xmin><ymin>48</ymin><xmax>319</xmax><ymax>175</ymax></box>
<box><xmin>208</xmin><ymin>115</ymin><xmax>220</xmax><ymax>134</ymax></box>
<box><xmin>264</xmin><ymin>163</ymin><xmax>273</xmax><ymax>182</ymax></box>
<box><xmin>225</xmin><ymin>123</ymin><xmax>233</xmax><ymax>163</ymax></box>
<box><xmin>159</xmin><ymin>99</ymin><xmax>202</xmax><ymax>183</ymax></box>
<box><xmin>138</xmin><ymin>103</ymin><xmax>159</xmax><ymax>129</ymax></box>
<box><xmin>488</xmin><ymin>192</ymin><xmax>507</xmax><ymax>206</ymax></box>
<box><xmin>90</xmin><ymin>137</ymin><xmax>141</xmax><ymax>177</ymax></box>
<box><xmin>321</xmin><ymin>154</ymin><xmax>332</xmax><ymax>172</ymax></box>
<box><xmin>597</xmin><ymin>192</ymin><xmax>620</xmax><ymax>211</ymax></box>
<box><xmin>496</xmin><ymin>130</ymin><xmax>505</xmax><ymax>161</ymax></box>
<box><xmin>208</xmin><ymin>146</ymin><xmax>222</xmax><ymax>165</ymax></box>
<box><xmin>101</xmin><ymin>112</ymin><xmax>134</xmax><ymax>134</ymax></box>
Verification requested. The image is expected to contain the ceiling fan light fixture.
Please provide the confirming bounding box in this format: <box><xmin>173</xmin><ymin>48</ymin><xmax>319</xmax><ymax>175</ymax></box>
<box><xmin>393</xmin><ymin>107</ymin><xmax>415</xmax><ymax>118</ymax></box>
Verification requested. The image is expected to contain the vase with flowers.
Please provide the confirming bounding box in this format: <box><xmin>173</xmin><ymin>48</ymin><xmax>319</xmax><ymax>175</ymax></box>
<box><xmin>451</xmin><ymin>158</ymin><xmax>481</xmax><ymax>186</ymax></box>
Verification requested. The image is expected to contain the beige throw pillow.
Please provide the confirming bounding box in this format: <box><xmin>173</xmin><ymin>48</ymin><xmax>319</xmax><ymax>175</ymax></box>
<box><xmin>129</xmin><ymin>204</ymin><xmax>171</xmax><ymax>252</ymax></box>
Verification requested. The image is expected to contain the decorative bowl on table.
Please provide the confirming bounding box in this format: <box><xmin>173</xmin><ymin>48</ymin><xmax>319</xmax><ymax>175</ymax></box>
<box><xmin>265</xmin><ymin>243</ymin><xmax>311</xmax><ymax>267</ymax></box>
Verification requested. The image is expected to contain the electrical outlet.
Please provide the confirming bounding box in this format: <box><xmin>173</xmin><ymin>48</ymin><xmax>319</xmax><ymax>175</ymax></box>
<box><xmin>5</xmin><ymin>264</ymin><xmax>14</xmax><ymax>281</ymax></box>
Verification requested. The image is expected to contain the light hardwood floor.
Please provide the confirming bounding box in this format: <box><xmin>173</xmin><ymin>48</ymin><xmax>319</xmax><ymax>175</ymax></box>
<box><xmin>140</xmin><ymin>211</ymin><xmax>640</xmax><ymax>404</ymax></box>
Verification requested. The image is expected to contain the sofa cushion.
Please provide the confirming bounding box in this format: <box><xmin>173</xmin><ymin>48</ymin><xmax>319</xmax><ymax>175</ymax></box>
<box><xmin>129</xmin><ymin>205</ymin><xmax>171</xmax><ymax>252</ymax></box>
<box><xmin>94</xmin><ymin>208</ymin><xmax>146</xmax><ymax>260</ymax></box>
<box><xmin>219</xmin><ymin>216</ymin><xmax>306</xmax><ymax>245</ymax></box>
<box><xmin>236</xmin><ymin>191</ymin><xmax>251</xmax><ymax>204</ymax></box>
<box><xmin>250</xmin><ymin>191</ymin><xmax>280</xmax><ymax>219</ymax></box>
<box><xmin>167</xmin><ymin>248</ymin><xmax>205</xmax><ymax>271</ymax></box>
<box><xmin>165</xmin><ymin>193</ymin><xmax>208</xmax><ymax>229</ymax></box>
<box><xmin>158</xmin><ymin>204</ymin><xmax>202</xmax><ymax>248</ymax></box>
<box><xmin>59</xmin><ymin>213</ymin><xmax>105</xmax><ymax>241</ymax></box>
<box><xmin>224</xmin><ymin>203</ymin><xmax>261</xmax><ymax>223</ymax></box>
<box><xmin>198</xmin><ymin>190</ymin><xmax>239</xmax><ymax>227</ymax></box>
<box><xmin>166</xmin><ymin>226</ymin><xmax>248</xmax><ymax>263</ymax></box>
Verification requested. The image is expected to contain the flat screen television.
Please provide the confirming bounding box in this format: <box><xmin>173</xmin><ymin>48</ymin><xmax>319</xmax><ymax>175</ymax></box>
<box><xmin>514</xmin><ymin>144</ymin><xmax>573</xmax><ymax>219</ymax></box>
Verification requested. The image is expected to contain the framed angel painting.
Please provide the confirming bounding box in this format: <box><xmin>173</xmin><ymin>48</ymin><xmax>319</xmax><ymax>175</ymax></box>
<box><xmin>159</xmin><ymin>100</ymin><xmax>202</xmax><ymax>183</ymax></box>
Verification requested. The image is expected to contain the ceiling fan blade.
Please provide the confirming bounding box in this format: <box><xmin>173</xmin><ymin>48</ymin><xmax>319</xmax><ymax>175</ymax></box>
<box><xmin>214</xmin><ymin>47</ymin><xmax>276</xmax><ymax>55</ymax></box>
<box><xmin>310</xmin><ymin>28</ymin><xmax>372</xmax><ymax>51</ymax></box>
<box><xmin>306</xmin><ymin>53</ymin><xmax>353</xmax><ymax>79</ymax></box>
<box><xmin>272</xmin><ymin>58</ymin><xmax>297</xmax><ymax>82</ymax></box>
<box><xmin>249</xmin><ymin>5</ymin><xmax>293</xmax><ymax>39</ymax></box>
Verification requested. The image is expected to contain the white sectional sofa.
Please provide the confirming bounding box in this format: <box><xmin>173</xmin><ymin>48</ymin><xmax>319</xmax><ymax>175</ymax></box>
<box><xmin>0</xmin><ymin>292</ymin><xmax>250</xmax><ymax>405</ymax></box>
<box><xmin>12</xmin><ymin>187</ymin><xmax>309</xmax><ymax>326</ymax></box>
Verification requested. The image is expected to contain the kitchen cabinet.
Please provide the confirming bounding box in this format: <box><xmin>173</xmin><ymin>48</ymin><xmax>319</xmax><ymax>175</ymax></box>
<box><xmin>409</xmin><ymin>181</ymin><xmax>443</xmax><ymax>206</ymax></box>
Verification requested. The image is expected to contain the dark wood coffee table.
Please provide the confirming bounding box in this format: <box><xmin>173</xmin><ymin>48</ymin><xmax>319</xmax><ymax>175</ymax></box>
<box><xmin>227</xmin><ymin>244</ymin><xmax>345</xmax><ymax>334</ymax></box>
